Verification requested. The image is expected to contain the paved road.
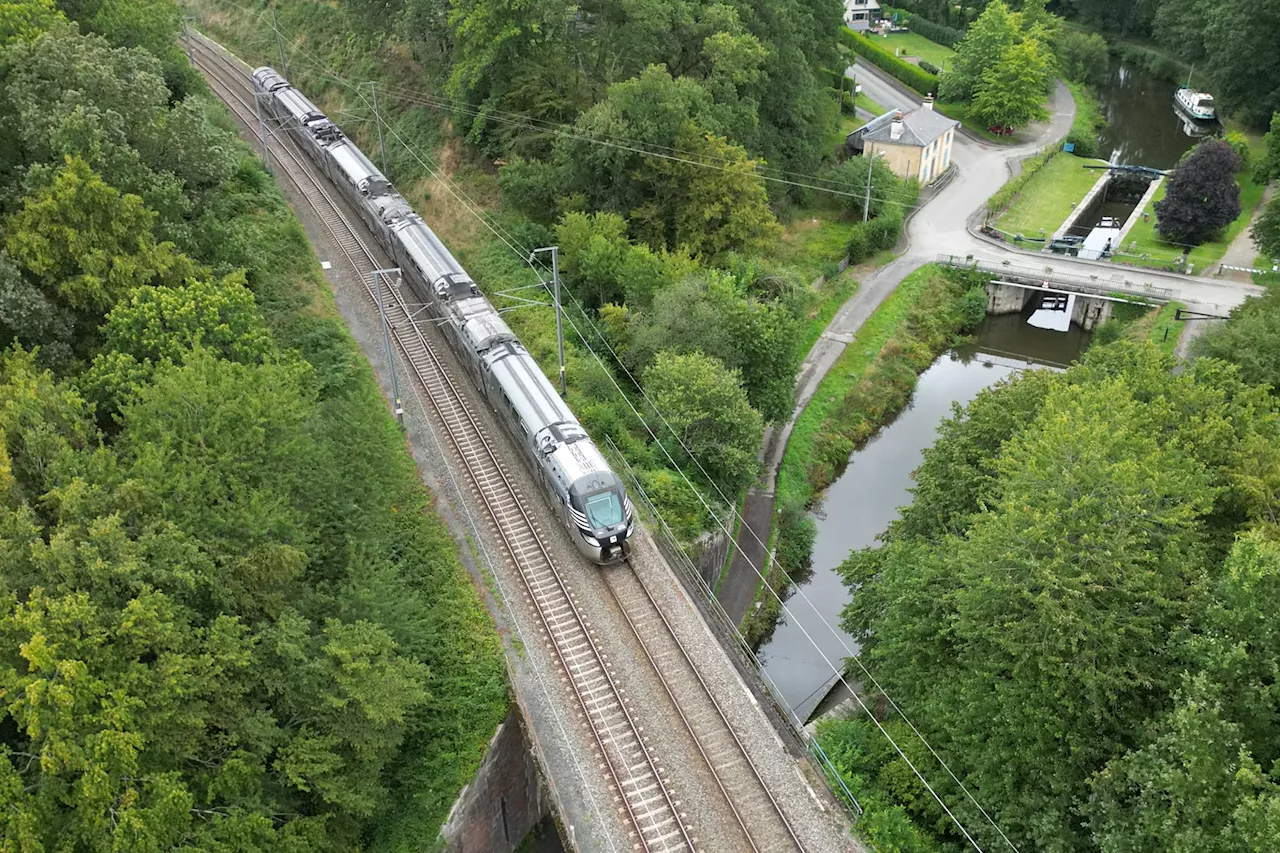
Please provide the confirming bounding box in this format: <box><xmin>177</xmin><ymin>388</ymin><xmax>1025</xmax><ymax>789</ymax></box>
<box><xmin>717</xmin><ymin>61</ymin><xmax>1264</xmax><ymax>624</ymax></box>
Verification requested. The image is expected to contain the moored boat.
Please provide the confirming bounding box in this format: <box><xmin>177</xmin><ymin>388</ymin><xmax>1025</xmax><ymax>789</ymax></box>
<box><xmin>1174</xmin><ymin>86</ymin><xmax>1216</xmax><ymax>121</ymax></box>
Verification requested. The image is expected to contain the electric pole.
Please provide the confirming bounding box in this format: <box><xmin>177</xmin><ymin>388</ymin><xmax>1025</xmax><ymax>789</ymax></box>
<box><xmin>372</xmin><ymin>268</ymin><xmax>404</xmax><ymax>423</ymax></box>
<box><xmin>530</xmin><ymin>247</ymin><xmax>567</xmax><ymax>396</ymax></box>
<box><xmin>272</xmin><ymin>6</ymin><xmax>287</xmax><ymax>74</ymax></box>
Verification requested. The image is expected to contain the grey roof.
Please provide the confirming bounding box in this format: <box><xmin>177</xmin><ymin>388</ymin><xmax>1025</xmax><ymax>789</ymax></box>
<box><xmin>862</xmin><ymin>107</ymin><xmax>958</xmax><ymax>147</ymax></box>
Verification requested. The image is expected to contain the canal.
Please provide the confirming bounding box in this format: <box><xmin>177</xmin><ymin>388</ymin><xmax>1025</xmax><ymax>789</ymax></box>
<box><xmin>757</xmin><ymin>312</ymin><xmax>1091</xmax><ymax>719</ymax></box>
<box><xmin>1095</xmin><ymin>59</ymin><xmax>1217</xmax><ymax>170</ymax></box>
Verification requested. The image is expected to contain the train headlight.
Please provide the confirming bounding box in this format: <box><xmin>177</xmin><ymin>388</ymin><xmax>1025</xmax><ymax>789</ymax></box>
<box><xmin>582</xmin><ymin>533</ymin><xmax>601</xmax><ymax>548</ymax></box>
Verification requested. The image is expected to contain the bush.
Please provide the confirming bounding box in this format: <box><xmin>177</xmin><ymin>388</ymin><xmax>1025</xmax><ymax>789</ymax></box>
<box><xmin>1058</xmin><ymin>31</ymin><xmax>1110</xmax><ymax>86</ymax></box>
<box><xmin>839</xmin><ymin>28</ymin><xmax>939</xmax><ymax>97</ymax></box>
<box><xmin>959</xmin><ymin>285</ymin><xmax>988</xmax><ymax>330</ymax></box>
<box><xmin>918</xmin><ymin>60</ymin><xmax>940</xmax><ymax>75</ymax></box>
<box><xmin>1065</xmin><ymin>82</ymin><xmax>1105</xmax><ymax>159</ymax></box>
<box><xmin>1225</xmin><ymin>131</ymin><xmax>1252</xmax><ymax>170</ymax></box>
<box><xmin>846</xmin><ymin>226</ymin><xmax>874</xmax><ymax>264</ymax></box>
<box><xmin>1112</xmin><ymin>42</ymin><xmax>1189</xmax><ymax>84</ymax></box>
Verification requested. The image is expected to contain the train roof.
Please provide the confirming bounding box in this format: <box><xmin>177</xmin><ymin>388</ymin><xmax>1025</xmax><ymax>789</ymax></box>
<box><xmin>251</xmin><ymin>66</ymin><xmax>289</xmax><ymax>92</ymax></box>
<box><xmin>326</xmin><ymin>139</ymin><xmax>391</xmax><ymax>196</ymax></box>
<box><xmin>392</xmin><ymin>215</ymin><xmax>467</xmax><ymax>284</ymax></box>
<box><xmin>485</xmin><ymin>343</ymin><xmax>577</xmax><ymax>435</ymax></box>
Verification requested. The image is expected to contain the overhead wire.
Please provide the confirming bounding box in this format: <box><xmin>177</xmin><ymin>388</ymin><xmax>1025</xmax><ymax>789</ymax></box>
<box><xmin>201</xmin><ymin>6</ymin><xmax>1025</xmax><ymax>850</ymax></box>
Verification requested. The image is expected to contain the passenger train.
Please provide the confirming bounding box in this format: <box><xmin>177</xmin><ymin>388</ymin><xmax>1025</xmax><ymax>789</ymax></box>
<box><xmin>252</xmin><ymin>67</ymin><xmax>634</xmax><ymax>564</ymax></box>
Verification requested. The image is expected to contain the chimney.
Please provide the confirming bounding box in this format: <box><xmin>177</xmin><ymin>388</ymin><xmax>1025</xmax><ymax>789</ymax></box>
<box><xmin>890</xmin><ymin>112</ymin><xmax>904</xmax><ymax>142</ymax></box>
<box><xmin>922</xmin><ymin>95</ymin><xmax>934</xmax><ymax>111</ymax></box>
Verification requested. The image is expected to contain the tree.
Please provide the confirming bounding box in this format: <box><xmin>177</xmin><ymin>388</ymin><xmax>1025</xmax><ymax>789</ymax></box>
<box><xmin>971</xmin><ymin>38</ymin><xmax>1052</xmax><ymax>128</ymax></box>
<box><xmin>938</xmin><ymin>0</ymin><xmax>1020</xmax><ymax>102</ymax></box>
<box><xmin>819</xmin><ymin>154</ymin><xmax>904</xmax><ymax>220</ymax></box>
<box><xmin>5</xmin><ymin>156</ymin><xmax>191</xmax><ymax>313</ymax></box>
<box><xmin>1192</xmin><ymin>288</ymin><xmax>1280</xmax><ymax>394</ymax></box>
<box><xmin>0</xmin><ymin>0</ymin><xmax>62</xmax><ymax>45</ymax></box>
<box><xmin>643</xmin><ymin>350</ymin><xmax>762</xmax><ymax>494</ymax></box>
<box><xmin>628</xmin><ymin>273</ymin><xmax>801</xmax><ymax>421</ymax></box>
<box><xmin>1255</xmin><ymin>112</ymin><xmax>1280</xmax><ymax>183</ymax></box>
<box><xmin>1155</xmin><ymin>140</ymin><xmax>1242</xmax><ymax>246</ymax></box>
<box><xmin>1251</xmin><ymin>195</ymin><xmax>1280</xmax><ymax>261</ymax></box>
<box><xmin>630</xmin><ymin>122</ymin><xmax>781</xmax><ymax>260</ymax></box>
<box><xmin>1056</xmin><ymin>29</ymin><xmax>1109</xmax><ymax>85</ymax></box>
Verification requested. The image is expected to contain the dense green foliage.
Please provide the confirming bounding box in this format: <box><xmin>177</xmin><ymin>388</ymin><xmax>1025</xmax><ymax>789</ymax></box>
<box><xmin>826</xmin><ymin>333</ymin><xmax>1280</xmax><ymax>852</ymax></box>
<box><xmin>1064</xmin><ymin>81</ymin><xmax>1105</xmax><ymax>158</ymax></box>
<box><xmin>839</xmin><ymin>27</ymin><xmax>940</xmax><ymax>96</ymax></box>
<box><xmin>1154</xmin><ymin>140</ymin><xmax>1242</xmax><ymax>246</ymax></box>
<box><xmin>1059</xmin><ymin>0</ymin><xmax>1280</xmax><ymax>127</ymax></box>
<box><xmin>0</xmin><ymin>5</ymin><xmax>508</xmax><ymax>849</ymax></box>
<box><xmin>938</xmin><ymin>0</ymin><xmax>1055</xmax><ymax>128</ymax></box>
<box><xmin>1193</xmin><ymin>288</ymin><xmax>1280</xmax><ymax>394</ymax></box>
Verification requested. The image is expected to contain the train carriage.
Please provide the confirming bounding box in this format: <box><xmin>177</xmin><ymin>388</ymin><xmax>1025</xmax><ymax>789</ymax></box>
<box><xmin>250</xmin><ymin>66</ymin><xmax>633</xmax><ymax>564</ymax></box>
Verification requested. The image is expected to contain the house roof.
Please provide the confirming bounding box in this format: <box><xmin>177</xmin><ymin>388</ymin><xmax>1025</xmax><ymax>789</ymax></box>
<box><xmin>861</xmin><ymin>107</ymin><xmax>958</xmax><ymax>148</ymax></box>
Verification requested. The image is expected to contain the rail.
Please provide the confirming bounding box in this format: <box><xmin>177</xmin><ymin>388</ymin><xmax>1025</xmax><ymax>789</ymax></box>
<box><xmin>184</xmin><ymin>32</ymin><xmax>696</xmax><ymax>853</ymax></box>
<box><xmin>936</xmin><ymin>253</ymin><xmax>1177</xmax><ymax>302</ymax></box>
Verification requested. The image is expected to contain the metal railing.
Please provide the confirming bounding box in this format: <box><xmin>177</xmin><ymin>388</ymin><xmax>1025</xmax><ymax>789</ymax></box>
<box><xmin>937</xmin><ymin>253</ymin><xmax>1177</xmax><ymax>301</ymax></box>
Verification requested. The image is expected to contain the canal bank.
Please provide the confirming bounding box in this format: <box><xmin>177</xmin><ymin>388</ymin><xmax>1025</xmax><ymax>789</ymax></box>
<box><xmin>757</xmin><ymin>309</ymin><xmax>1092</xmax><ymax>718</ymax></box>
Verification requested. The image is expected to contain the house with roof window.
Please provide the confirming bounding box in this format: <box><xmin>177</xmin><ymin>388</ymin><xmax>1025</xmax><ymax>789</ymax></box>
<box><xmin>844</xmin><ymin>0</ymin><xmax>882</xmax><ymax>31</ymax></box>
<box><xmin>845</xmin><ymin>98</ymin><xmax>958</xmax><ymax>184</ymax></box>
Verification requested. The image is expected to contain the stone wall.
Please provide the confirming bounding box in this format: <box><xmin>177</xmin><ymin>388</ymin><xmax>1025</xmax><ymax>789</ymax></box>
<box><xmin>440</xmin><ymin>707</ymin><xmax>551</xmax><ymax>852</ymax></box>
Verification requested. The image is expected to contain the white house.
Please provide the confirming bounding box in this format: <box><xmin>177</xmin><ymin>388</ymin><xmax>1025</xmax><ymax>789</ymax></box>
<box><xmin>844</xmin><ymin>0</ymin><xmax>882</xmax><ymax>31</ymax></box>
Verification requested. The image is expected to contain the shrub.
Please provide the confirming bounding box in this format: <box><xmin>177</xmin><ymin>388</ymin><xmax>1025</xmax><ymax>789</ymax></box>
<box><xmin>867</xmin><ymin>212</ymin><xmax>904</xmax><ymax>251</ymax></box>
<box><xmin>1224</xmin><ymin>131</ymin><xmax>1252</xmax><ymax>170</ymax></box>
<box><xmin>846</xmin><ymin>226</ymin><xmax>874</xmax><ymax>264</ymax></box>
<box><xmin>959</xmin><ymin>285</ymin><xmax>988</xmax><ymax>330</ymax></box>
<box><xmin>839</xmin><ymin>28</ymin><xmax>939</xmax><ymax>97</ymax></box>
<box><xmin>1064</xmin><ymin>82</ymin><xmax>1105</xmax><ymax>159</ymax></box>
<box><xmin>1111</xmin><ymin>42</ymin><xmax>1189</xmax><ymax>83</ymax></box>
<box><xmin>918</xmin><ymin>60</ymin><xmax>940</xmax><ymax>75</ymax></box>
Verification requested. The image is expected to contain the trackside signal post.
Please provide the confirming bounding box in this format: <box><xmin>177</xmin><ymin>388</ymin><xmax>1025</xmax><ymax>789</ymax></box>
<box><xmin>529</xmin><ymin>246</ymin><xmax>567</xmax><ymax>396</ymax></box>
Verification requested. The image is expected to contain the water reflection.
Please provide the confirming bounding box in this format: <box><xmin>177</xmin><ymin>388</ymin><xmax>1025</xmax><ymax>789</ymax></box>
<box><xmin>757</xmin><ymin>314</ymin><xmax>1091</xmax><ymax>718</ymax></box>
<box><xmin>1097</xmin><ymin>60</ymin><xmax>1218</xmax><ymax>169</ymax></box>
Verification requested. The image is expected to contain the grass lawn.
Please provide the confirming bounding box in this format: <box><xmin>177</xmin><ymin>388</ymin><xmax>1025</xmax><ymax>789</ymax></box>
<box><xmin>994</xmin><ymin>154</ymin><xmax>1108</xmax><ymax>246</ymax></box>
<box><xmin>773</xmin><ymin>201</ymin><xmax>856</xmax><ymax>283</ymax></box>
<box><xmin>1114</xmin><ymin>175</ymin><xmax>1268</xmax><ymax>273</ymax></box>
<box><xmin>877</xmin><ymin>31</ymin><xmax>956</xmax><ymax>71</ymax></box>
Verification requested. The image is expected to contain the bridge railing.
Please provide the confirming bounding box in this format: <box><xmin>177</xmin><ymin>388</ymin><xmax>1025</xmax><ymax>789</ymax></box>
<box><xmin>604</xmin><ymin>436</ymin><xmax>864</xmax><ymax>820</ymax></box>
<box><xmin>937</xmin><ymin>253</ymin><xmax>1177</xmax><ymax>302</ymax></box>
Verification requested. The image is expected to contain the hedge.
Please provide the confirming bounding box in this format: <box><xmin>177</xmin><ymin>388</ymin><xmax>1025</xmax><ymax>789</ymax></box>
<box><xmin>846</xmin><ymin>212</ymin><xmax>905</xmax><ymax>263</ymax></box>
<box><xmin>900</xmin><ymin>13</ymin><xmax>964</xmax><ymax>48</ymax></box>
<box><xmin>839</xmin><ymin>28</ymin><xmax>939</xmax><ymax>97</ymax></box>
<box><xmin>985</xmin><ymin>146</ymin><xmax>1059</xmax><ymax>215</ymax></box>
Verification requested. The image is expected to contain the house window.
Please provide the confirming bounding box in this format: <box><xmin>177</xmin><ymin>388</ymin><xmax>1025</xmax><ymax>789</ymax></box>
<box><xmin>923</xmin><ymin>161</ymin><xmax>931</xmax><ymax>182</ymax></box>
<box><xmin>943</xmin><ymin>147</ymin><xmax>950</xmax><ymax>168</ymax></box>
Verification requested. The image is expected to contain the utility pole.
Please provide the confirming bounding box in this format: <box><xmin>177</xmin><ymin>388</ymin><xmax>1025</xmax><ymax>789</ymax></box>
<box><xmin>372</xmin><ymin>268</ymin><xmax>404</xmax><ymax>423</ymax></box>
<box><xmin>863</xmin><ymin>148</ymin><xmax>875</xmax><ymax>222</ymax></box>
<box><xmin>530</xmin><ymin>247</ymin><xmax>567</xmax><ymax>396</ymax></box>
<box><xmin>254</xmin><ymin>92</ymin><xmax>272</xmax><ymax>174</ymax></box>
<box><xmin>272</xmin><ymin>6</ymin><xmax>288</xmax><ymax>75</ymax></box>
<box><xmin>368</xmin><ymin>82</ymin><xmax>387</xmax><ymax>174</ymax></box>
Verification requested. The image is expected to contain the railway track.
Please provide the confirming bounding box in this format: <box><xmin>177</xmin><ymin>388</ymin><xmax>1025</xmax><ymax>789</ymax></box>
<box><xmin>185</xmin><ymin>30</ymin><xmax>811</xmax><ymax>853</ymax></box>
<box><xmin>606</xmin><ymin>565</ymin><xmax>805</xmax><ymax>852</ymax></box>
<box><xmin>184</xmin><ymin>33</ymin><xmax>698</xmax><ymax>853</ymax></box>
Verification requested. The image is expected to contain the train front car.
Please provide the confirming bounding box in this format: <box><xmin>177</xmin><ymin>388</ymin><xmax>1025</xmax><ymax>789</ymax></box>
<box><xmin>554</xmin><ymin>437</ymin><xmax>635</xmax><ymax>564</ymax></box>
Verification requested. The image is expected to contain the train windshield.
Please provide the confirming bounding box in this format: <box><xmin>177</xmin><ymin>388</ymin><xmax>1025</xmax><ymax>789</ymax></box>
<box><xmin>585</xmin><ymin>491</ymin><xmax>624</xmax><ymax>530</ymax></box>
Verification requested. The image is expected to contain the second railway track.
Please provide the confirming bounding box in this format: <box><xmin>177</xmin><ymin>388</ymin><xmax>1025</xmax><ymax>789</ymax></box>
<box><xmin>184</xmin><ymin>29</ymin><xmax>809</xmax><ymax>853</ymax></box>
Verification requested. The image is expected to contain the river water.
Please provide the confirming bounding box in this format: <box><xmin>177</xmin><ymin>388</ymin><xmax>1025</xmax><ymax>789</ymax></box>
<box><xmin>1095</xmin><ymin>60</ymin><xmax>1217</xmax><ymax>170</ymax></box>
<box><xmin>756</xmin><ymin>313</ymin><xmax>1091</xmax><ymax>718</ymax></box>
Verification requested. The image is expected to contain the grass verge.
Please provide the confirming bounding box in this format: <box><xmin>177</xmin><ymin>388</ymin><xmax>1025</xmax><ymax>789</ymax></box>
<box><xmin>993</xmin><ymin>154</ymin><xmax>1107</xmax><ymax>247</ymax></box>
<box><xmin>1113</xmin><ymin>176</ymin><xmax>1268</xmax><ymax>272</ymax></box>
